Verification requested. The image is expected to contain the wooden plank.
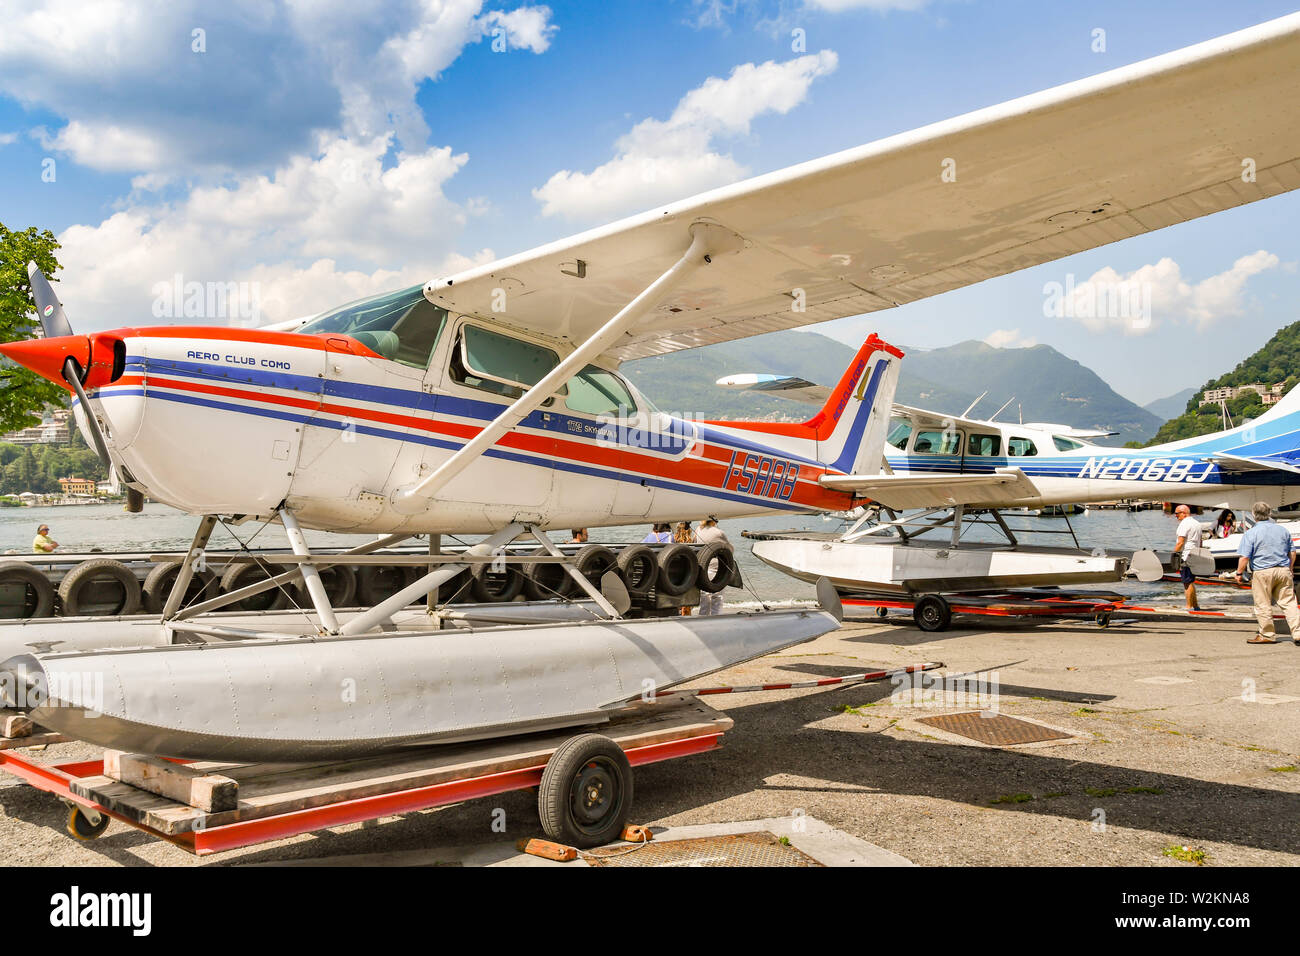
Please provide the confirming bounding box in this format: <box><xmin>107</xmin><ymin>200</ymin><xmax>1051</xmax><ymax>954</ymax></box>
<box><xmin>0</xmin><ymin>731</ymin><xmax>70</xmax><ymax>750</ymax></box>
<box><xmin>0</xmin><ymin>711</ymin><xmax>33</xmax><ymax>739</ymax></box>
<box><xmin>102</xmin><ymin>751</ymin><xmax>239</xmax><ymax>812</ymax></box>
<box><xmin>72</xmin><ymin>698</ymin><xmax>731</xmax><ymax>836</ymax></box>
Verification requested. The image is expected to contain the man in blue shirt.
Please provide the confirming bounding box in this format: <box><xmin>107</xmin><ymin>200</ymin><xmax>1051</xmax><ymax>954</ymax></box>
<box><xmin>1234</xmin><ymin>501</ymin><xmax>1300</xmax><ymax>645</ymax></box>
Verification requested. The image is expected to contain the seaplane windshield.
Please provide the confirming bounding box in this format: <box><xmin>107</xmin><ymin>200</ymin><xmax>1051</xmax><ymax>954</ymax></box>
<box><xmin>565</xmin><ymin>365</ymin><xmax>637</xmax><ymax>418</ymax></box>
<box><xmin>299</xmin><ymin>284</ymin><xmax>448</xmax><ymax>370</ymax></box>
<box><xmin>886</xmin><ymin>420</ymin><xmax>912</xmax><ymax>450</ymax></box>
<box><xmin>1053</xmin><ymin>435</ymin><xmax>1086</xmax><ymax>451</ymax></box>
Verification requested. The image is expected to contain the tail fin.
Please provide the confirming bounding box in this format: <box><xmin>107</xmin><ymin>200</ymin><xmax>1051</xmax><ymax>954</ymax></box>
<box><xmin>815</xmin><ymin>334</ymin><xmax>903</xmax><ymax>474</ymax></box>
<box><xmin>704</xmin><ymin>334</ymin><xmax>903</xmax><ymax>473</ymax></box>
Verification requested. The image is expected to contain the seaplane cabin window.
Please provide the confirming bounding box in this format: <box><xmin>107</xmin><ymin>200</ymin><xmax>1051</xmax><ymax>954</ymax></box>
<box><xmin>1052</xmin><ymin>435</ymin><xmax>1085</xmax><ymax>452</ymax></box>
<box><xmin>886</xmin><ymin>420</ymin><xmax>912</xmax><ymax>450</ymax></box>
<box><xmin>912</xmin><ymin>430</ymin><xmax>962</xmax><ymax>455</ymax></box>
<box><xmin>450</xmin><ymin>324</ymin><xmax>560</xmax><ymax>401</ymax></box>
<box><xmin>565</xmin><ymin>365</ymin><xmax>636</xmax><ymax>418</ymax></box>
<box><xmin>298</xmin><ymin>284</ymin><xmax>447</xmax><ymax>370</ymax></box>
<box><xmin>1007</xmin><ymin>437</ymin><xmax>1038</xmax><ymax>457</ymax></box>
<box><xmin>967</xmin><ymin>433</ymin><xmax>1001</xmax><ymax>457</ymax></box>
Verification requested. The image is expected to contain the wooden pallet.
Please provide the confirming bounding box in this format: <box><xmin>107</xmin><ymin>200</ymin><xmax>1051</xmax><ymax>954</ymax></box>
<box><xmin>69</xmin><ymin>697</ymin><xmax>732</xmax><ymax>837</ymax></box>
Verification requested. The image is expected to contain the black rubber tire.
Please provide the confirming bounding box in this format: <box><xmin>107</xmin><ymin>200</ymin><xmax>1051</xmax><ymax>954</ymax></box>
<box><xmin>655</xmin><ymin>543</ymin><xmax>697</xmax><ymax>597</ymax></box>
<box><xmin>565</xmin><ymin>545</ymin><xmax>619</xmax><ymax>597</ymax></box>
<box><xmin>875</xmin><ymin>606</ymin><xmax>889</xmax><ymax>619</ymax></box>
<box><xmin>470</xmin><ymin>562</ymin><xmax>525</xmax><ymax>603</ymax></box>
<box><xmin>66</xmin><ymin>806</ymin><xmax>109</xmax><ymax>840</ymax></box>
<box><xmin>523</xmin><ymin>561</ymin><xmax>569</xmax><ymax>601</ymax></box>
<box><xmin>538</xmin><ymin>734</ymin><xmax>633</xmax><ymax>849</ymax></box>
<box><xmin>218</xmin><ymin>562</ymin><xmax>292</xmax><ymax>612</ymax></box>
<box><xmin>293</xmin><ymin>564</ymin><xmax>358</xmax><ymax>609</ymax></box>
<box><xmin>912</xmin><ymin>594</ymin><xmax>951</xmax><ymax>632</ymax></box>
<box><xmin>58</xmin><ymin>559</ymin><xmax>141</xmax><ymax>617</ymax></box>
<box><xmin>141</xmin><ymin>560</ymin><xmax>219</xmax><ymax>614</ymax></box>
<box><xmin>354</xmin><ymin>564</ymin><xmax>415</xmax><ymax>606</ymax></box>
<box><xmin>0</xmin><ymin>561</ymin><xmax>56</xmax><ymax>619</ymax></box>
<box><xmin>616</xmin><ymin>545</ymin><xmax>658</xmax><ymax>598</ymax></box>
<box><xmin>695</xmin><ymin>542</ymin><xmax>736</xmax><ymax>594</ymax></box>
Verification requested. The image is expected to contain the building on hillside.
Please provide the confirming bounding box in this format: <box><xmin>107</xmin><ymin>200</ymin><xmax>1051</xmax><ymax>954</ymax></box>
<box><xmin>3</xmin><ymin>420</ymin><xmax>70</xmax><ymax>444</ymax></box>
<box><xmin>57</xmin><ymin>476</ymin><xmax>96</xmax><ymax>495</ymax></box>
<box><xmin>1199</xmin><ymin>383</ymin><xmax>1286</xmax><ymax>407</ymax></box>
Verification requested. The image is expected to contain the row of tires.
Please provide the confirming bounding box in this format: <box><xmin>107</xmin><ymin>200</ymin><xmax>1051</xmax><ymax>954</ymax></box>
<box><xmin>0</xmin><ymin>542</ymin><xmax>739</xmax><ymax>620</ymax></box>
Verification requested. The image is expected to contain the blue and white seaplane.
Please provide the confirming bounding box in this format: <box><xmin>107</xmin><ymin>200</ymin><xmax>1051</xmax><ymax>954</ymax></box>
<box><xmin>4</xmin><ymin>13</ymin><xmax>1300</xmax><ymax>763</ymax></box>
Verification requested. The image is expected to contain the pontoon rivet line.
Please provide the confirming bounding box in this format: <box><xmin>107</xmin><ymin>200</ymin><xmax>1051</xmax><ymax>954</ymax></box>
<box><xmin>336</xmin><ymin>523</ymin><xmax>526</xmax><ymax>636</ymax></box>
<box><xmin>280</xmin><ymin>509</ymin><xmax>338</xmax><ymax>633</ymax></box>
<box><xmin>392</xmin><ymin>222</ymin><xmax>742</xmax><ymax>512</ymax></box>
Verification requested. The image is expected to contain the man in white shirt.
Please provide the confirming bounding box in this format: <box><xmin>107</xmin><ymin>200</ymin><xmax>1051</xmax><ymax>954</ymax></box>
<box><xmin>1173</xmin><ymin>504</ymin><xmax>1203</xmax><ymax>610</ymax></box>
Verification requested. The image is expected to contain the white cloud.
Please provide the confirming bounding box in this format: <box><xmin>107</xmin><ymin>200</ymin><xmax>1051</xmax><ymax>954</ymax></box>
<box><xmin>1046</xmin><ymin>251</ymin><xmax>1279</xmax><ymax>336</ymax></box>
<box><xmin>55</xmin><ymin>134</ymin><xmax>492</xmax><ymax>332</ymax></box>
<box><xmin>0</xmin><ymin>131</ymin><xmax>17</xmax><ymax>146</ymax></box>
<box><xmin>984</xmin><ymin>328</ymin><xmax>1036</xmax><ymax>349</ymax></box>
<box><xmin>532</xmin><ymin>50</ymin><xmax>838</xmax><ymax>221</ymax></box>
<box><xmin>0</xmin><ymin>0</ymin><xmax>556</xmax><ymax>176</ymax></box>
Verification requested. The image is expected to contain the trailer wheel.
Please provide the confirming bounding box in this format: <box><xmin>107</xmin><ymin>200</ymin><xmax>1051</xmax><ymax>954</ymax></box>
<box><xmin>1095</xmin><ymin>612</ymin><xmax>1111</xmax><ymax>629</ymax></box>
<box><xmin>66</xmin><ymin>805</ymin><xmax>109</xmax><ymax>840</ymax></box>
<box><xmin>0</xmin><ymin>561</ymin><xmax>55</xmax><ymax>619</ymax></box>
<box><xmin>912</xmin><ymin>594</ymin><xmax>951</xmax><ymax>632</ymax></box>
<box><xmin>539</xmin><ymin>733</ymin><xmax>633</xmax><ymax>849</ymax></box>
<box><xmin>875</xmin><ymin>606</ymin><xmax>889</xmax><ymax>619</ymax></box>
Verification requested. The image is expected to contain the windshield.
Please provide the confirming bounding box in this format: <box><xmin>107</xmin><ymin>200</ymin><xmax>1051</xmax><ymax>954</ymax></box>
<box><xmin>299</xmin><ymin>285</ymin><xmax>447</xmax><ymax>370</ymax></box>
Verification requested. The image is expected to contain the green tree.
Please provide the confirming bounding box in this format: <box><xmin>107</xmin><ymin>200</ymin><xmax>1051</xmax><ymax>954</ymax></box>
<box><xmin>0</xmin><ymin>224</ymin><xmax>66</xmax><ymax>432</ymax></box>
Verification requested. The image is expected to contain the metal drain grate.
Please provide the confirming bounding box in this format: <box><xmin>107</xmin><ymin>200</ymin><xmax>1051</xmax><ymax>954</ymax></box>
<box><xmin>916</xmin><ymin>711</ymin><xmax>1074</xmax><ymax>746</ymax></box>
<box><xmin>584</xmin><ymin>831</ymin><xmax>823</xmax><ymax>867</ymax></box>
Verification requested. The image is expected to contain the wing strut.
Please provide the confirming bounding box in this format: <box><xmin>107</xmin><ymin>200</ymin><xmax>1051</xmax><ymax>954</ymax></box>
<box><xmin>391</xmin><ymin>221</ymin><xmax>745</xmax><ymax>513</ymax></box>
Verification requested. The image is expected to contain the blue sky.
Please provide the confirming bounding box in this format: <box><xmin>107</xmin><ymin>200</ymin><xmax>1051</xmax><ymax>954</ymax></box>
<box><xmin>1</xmin><ymin>0</ymin><xmax>1297</xmax><ymax>406</ymax></box>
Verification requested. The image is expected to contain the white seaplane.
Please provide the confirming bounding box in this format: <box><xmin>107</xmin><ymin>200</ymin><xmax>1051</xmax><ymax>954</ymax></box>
<box><xmin>5</xmin><ymin>12</ymin><xmax>1300</xmax><ymax>761</ymax></box>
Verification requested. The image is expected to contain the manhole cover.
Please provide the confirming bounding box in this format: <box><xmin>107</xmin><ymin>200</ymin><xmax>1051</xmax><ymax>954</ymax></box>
<box><xmin>916</xmin><ymin>711</ymin><xmax>1073</xmax><ymax>746</ymax></box>
<box><xmin>584</xmin><ymin>831</ymin><xmax>823</xmax><ymax>867</ymax></box>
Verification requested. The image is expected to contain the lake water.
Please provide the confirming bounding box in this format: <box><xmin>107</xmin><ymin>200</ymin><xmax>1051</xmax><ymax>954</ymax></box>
<box><xmin>1</xmin><ymin>502</ymin><xmax>1192</xmax><ymax>604</ymax></box>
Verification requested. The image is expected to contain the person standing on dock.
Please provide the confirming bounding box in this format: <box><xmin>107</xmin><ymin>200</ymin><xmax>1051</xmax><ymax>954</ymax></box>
<box><xmin>32</xmin><ymin>524</ymin><xmax>57</xmax><ymax>553</ymax></box>
<box><xmin>1234</xmin><ymin>501</ymin><xmax>1300</xmax><ymax>646</ymax></box>
<box><xmin>695</xmin><ymin>517</ymin><xmax>730</xmax><ymax>616</ymax></box>
<box><xmin>1173</xmin><ymin>504</ymin><xmax>1202</xmax><ymax>610</ymax></box>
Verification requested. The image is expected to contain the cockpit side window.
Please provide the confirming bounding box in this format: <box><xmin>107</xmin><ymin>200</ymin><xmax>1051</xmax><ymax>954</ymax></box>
<box><xmin>449</xmin><ymin>324</ymin><xmax>560</xmax><ymax>402</ymax></box>
<box><xmin>297</xmin><ymin>285</ymin><xmax>447</xmax><ymax>370</ymax></box>
<box><xmin>1007</xmin><ymin>437</ymin><xmax>1038</xmax><ymax>456</ymax></box>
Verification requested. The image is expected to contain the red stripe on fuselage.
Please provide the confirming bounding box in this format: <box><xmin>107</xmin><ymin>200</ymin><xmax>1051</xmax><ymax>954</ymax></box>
<box><xmin>110</xmin><ymin>375</ymin><xmax>852</xmax><ymax>510</ymax></box>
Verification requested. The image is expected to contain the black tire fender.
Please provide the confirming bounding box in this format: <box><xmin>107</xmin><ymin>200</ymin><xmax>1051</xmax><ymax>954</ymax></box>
<box><xmin>0</xmin><ymin>561</ymin><xmax>55</xmax><ymax>619</ymax></box>
<box><xmin>141</xmin><ymin>560</ymin><xmax>219</xmax><ymax>614</ymax></box>
<box><xmin>655</xmin><ymin>543</ymin><xmax>697</xmax><ymax>596</ymax></box>
<box><xmin>695</xmin><ymin>542</ymin><xmax>736</xmax><ymax>594</ymax></box>
<box><xmin>616</xmin><ymin>545</ymin><xmax>658</xmax><ymax>598</ymax></box>
<box><xmin>58</xmin><ymin>559</ymin><xmax>141</xmax><ymax>617</ymax></box>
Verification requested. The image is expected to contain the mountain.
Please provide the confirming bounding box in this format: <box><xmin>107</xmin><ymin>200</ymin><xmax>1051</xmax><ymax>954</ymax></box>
<box><xmin>1143</xmin><ymin>387</ymin><xmax>1198</xmax><ymax>422</ymax></box>
<box><xmin>623</xmin><ymin>331</ymin><xmax>1161</xmax><ymax>445</ymax></box>
<box><xmin>1145</xmin><ymin>320</ymin><xmax>1300</xmax><ymax>445</ymax></box>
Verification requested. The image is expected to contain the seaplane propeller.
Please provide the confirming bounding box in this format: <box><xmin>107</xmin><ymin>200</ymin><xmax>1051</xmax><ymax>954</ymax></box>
<box><xmin>20</xmin><ymin>262</ymin><xmax>145</xmax><ymax>513</ymax></box>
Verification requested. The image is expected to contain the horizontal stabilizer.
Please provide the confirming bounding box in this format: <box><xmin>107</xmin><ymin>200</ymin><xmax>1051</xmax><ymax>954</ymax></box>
<box><xmin>819</xmin><ymin>467</ymin><xmax>1040</xmax><ymax>510</ymax></box>
<box><xmin>716</xmin><ymin>373</ymin><xmax>831</xmax><ymax>406</ymax></box>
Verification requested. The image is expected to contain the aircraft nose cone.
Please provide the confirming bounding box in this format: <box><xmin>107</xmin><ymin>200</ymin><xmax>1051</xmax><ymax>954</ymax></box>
<box><xmin>0</xmin><ymin>335</ymin><xmax>89</xmax><ymax>389</ymax></box>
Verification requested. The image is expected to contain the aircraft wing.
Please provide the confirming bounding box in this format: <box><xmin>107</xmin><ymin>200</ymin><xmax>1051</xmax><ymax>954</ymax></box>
<box><xmin>715</xmin><ymin>373</ymin><xmax>831</xmax><ymax>406</ymax></box>
<box><xmin>819</xmin><ymin>467</ymin><xmax>1041</xmax><ymax>510</ymax></box>
<box><xmin>1207</xmin><ymin>452</ymin><xmax>1300</xmax><ymax>476</ymax></box>
<box><xmin>890</xmin><ymin>403</ymin><xmax>998</xmax><ymax>433</ymax></box>
<box><xmin>426</xmin><ymin>14</ymin><xmax>1300</xmax><ymax>362</ymax></box>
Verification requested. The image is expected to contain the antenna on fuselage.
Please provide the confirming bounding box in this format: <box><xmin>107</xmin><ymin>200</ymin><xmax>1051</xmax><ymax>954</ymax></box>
<box><xmin>961</xmin><ymin>391</ymin><xmax>988</xmax><ymax>418</ymax></box>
